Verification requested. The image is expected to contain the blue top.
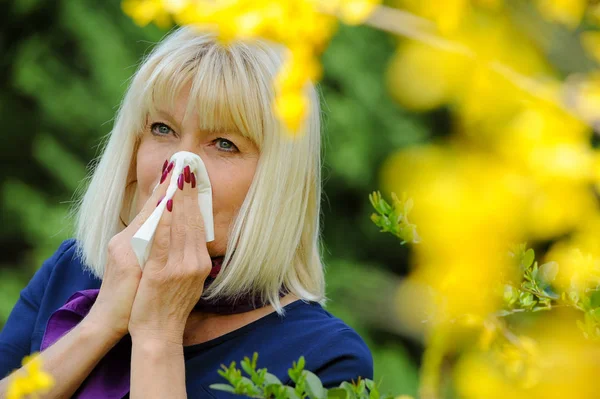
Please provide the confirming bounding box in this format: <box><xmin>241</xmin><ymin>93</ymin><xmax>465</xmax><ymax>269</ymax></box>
<box><xmin>0</xmin><ymin>239</ymin><xmax>373</xmax><ymax>398</ymax></box>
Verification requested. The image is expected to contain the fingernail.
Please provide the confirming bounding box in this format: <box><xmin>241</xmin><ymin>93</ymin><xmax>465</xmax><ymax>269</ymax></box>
<box><xmin>160</xmin><ymin>170</ymin><xmax>168</xmax><ymax>184</ymax></box>
<box><xmin>167</xmin><ymin>199</ymin><xmax>173</xmax><ymax>212</ymax></box>
<box><xmin>166</xmin><ymin>161</ymin><xmax>174</xmax><ymax>173</ymax></box>
<box><xmin>162</xmin><ymin>159</ymin><xmax>168</xmax><ymax>173</ymax></box>
<box><xmin>184</xmin><ymin>165</ymin><xmax>191</xmax><ymax>183</ymax></box>
<box><xmin>190</xmin><ymin>172</ymin><xmax>196</xmax><ymax>188</ymax></box>
<box><xmin>156</xmin><ymin>195</ymin><xmax>165</xmax><ymax>207</ymax></box>
<box><xmin>177</xmin><ymin>173</ymin><xmax>184</xmax><ymax>190</ymax></box>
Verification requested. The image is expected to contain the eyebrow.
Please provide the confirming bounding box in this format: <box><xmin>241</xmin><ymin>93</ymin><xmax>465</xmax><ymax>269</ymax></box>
<box><xmin>151</xmin><ymin>109</ymin><xmax>182</xmax><ymax>131</ymax></box>
<box><xmin>151</xmin><ymin>108</ymin><xmax>244</xmax><ymax>137</ymax></box>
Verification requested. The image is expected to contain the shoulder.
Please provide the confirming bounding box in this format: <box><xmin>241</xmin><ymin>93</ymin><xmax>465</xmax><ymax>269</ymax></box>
<box><xmin>23</xmin><ymin>239</ymin><xmax>79</xmax><ymax>294</ymax></box>
<box><xmin>40</xmin><ymin>238</ymin><xmax>100</xmax><ymax>293</ymax></box>
<box><xmin>47</xmin><ymin>239</ymin><xmax>79</xmax><ymax>266</ymax></box>
<box><xmin>294</xmin><ymin>303</ymin><xmax>373</xmax><ymax>383</ymax></box>
<box><xmin>184</xmin><ymin>301</ymin><xmax>373</xmax><ymax>397</ymax></box>
<box><xmin>265</xmin><ymin>301</ymin><xmax>373</xmax><ymax>385</ymax></box>
<box><xmin>35</xmin><ymin>239</ymin><xmax>101</xmax><ymax>324</ymax></box>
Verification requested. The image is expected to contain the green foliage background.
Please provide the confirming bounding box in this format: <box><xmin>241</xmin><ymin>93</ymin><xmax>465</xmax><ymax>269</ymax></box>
<box><xmin>0</xmin><ymin>0</ymin><xmax>429</xmax><ymax>395</ymax></box>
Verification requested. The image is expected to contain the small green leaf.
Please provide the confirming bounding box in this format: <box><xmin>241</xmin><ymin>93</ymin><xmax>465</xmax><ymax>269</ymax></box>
<box><xmin>241</xmin><ymin>358</ymin><xmax>255</xmax><ymax>377</ymax></box>
<box><xmin>264</xmin><ymin>372</ymin><xmax>282</xmax><ymax>386</ymax></box>
<box><xmin>285</xmin><ymin>385</ymin><xmax>302</xmax><ymax>399</ymax></box>
<box><xmin>298</xmin><ymin>356</ymin><xmax>306</xmax><ymax>371</ymax></box>
<box><xmin>340</xmin><ymin>382</ymin><xmax>358</xmax><ymax>399</ymax></box>
<box><xmin>303</xmin><ymin>370</ymin><xmax>326</xmax><ymax>399</ymax></box>
<box><xmin>522</xmin><ymin>248</ymin><xmax>535</xmax><ymax>270</ymax></box>
<box><xmin>210</xmin><ymin>384</ymin><xmax>236</xmax><ymax>393</ymax></box>
<box><xmin>328</xmin><ymin>388</ymin><xmax>349</xmax><ymax>399</ymax></box>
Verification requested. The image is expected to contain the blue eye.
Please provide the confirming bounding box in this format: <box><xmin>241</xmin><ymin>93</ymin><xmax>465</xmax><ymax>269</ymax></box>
<box><xmin>151</xmin><ymin>122</ymin><xmax>173</xmax><ymax>136</ymax></box>
<box><xmin>215</xmin><ymin>138</ymin><xmax>238</xmax><ymax>152</ymax></box>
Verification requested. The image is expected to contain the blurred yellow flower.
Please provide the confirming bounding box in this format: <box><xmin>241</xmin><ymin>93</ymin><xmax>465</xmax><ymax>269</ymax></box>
<box><xmin>549</xmin><ymin>248</ymin><xmax>600</xmax><ymax>293</ymax></box>
<box><xmin>273</xmin><ymin>91</ymin><xmax>309</xmax><ymax>134</ymax></box>
<box><xmin>386</xmin><ymin>40</ymin><xmax>468</xmax><ymax>111</ymax></box>
<box><xmin>383</xmin><ymin>145</ymin><xmax>523</xmax><ymax>322</ymax></box>
<box><xmin>7</xmin><ymin>354</ymin><xmax>54</xmax><ymax>399</ymax></box>
<box><xmin>337</xmin><ymin>0</ymin><xmax>381</xmax><ymax>25</ymax></box>
<box><xmin>580</xmin><ymin>31</ymin><xmax>600</xmax><ymax>64</ymax></box>
<box><xmin>457</xmin><ymin>312</ymin><xmax>600</xmax><ymax>399</ymax></box>
<box><xmin>121</xmin><ymin>0</ymin><xmax>380</xmax><ymax>134</ymax></box>
<box><xmin>535</xmin><ymin>0</ymin><xmax>587</xmax><ymax>28</ymax></box>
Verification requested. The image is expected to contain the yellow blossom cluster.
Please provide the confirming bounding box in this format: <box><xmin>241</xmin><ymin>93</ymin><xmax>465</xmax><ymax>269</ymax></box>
<box><xmin>384</xmin><ymin>0</ymin><xmax>600</xmax><ymax>321</ymax></box>
<box><xmin>455</xmin><ymin>312</ymin><xmax>600</xmax><ymax>398</ymax></box>
<box><xmin>7</xmin><ymin>354</ymin><xmax>54</xmax><ymax>399</ymax></box>
<box><xmin>121</xmin><ymin>0</ymin><xmax>380</xmax><ymax>134</ymax></box>
<box><xmin>393</xmin><ymin>0</ymin><xmax>590</xmax><ymax>33</ymax></box>
<box><xmin>382</xmin><ymin>0</ymin><xmax>600</xmax><ymax>396</ymax></box>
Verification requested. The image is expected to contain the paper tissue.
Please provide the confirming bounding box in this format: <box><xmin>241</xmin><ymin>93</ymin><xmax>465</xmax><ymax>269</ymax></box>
<box><xmin>131</xmin><ymin>151</ymin><xmax>214</xmax><ymax>269</ymax></box>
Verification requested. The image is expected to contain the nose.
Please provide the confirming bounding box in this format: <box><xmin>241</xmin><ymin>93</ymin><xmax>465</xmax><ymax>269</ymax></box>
<box><xmin>175</xmin><ymin>135</ymin><xmax>205</xmax><ymax>158</ymax></box>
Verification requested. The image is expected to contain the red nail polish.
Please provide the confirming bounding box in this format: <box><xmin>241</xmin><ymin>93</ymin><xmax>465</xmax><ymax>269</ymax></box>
<box><xmin>184</xmin><ymin>165</ymin><xmax>191</xmax><ymax>183</ymax></box>
<box><xmin>156</xmin><ymin>195</ymin><xmax>165</xmax><ymax>207</ymax></box>
<box><xmin>166</xmin><ymin>161</ymin><xmax>174</xmax><ymax>173</ymax></box>
<box><xmin>160</xmin><ymin>170</ymin><xmax>168</xmax><ymax>184</ymax></box>
<box><xmin>190</xmin><ymin>172</ymin><xmax>196</xmax><ymax>189</ymax></box>
<box><xmin>166</xmin><ymin>199</ymin><xmax>173</xmax><ymax>212</ymax></box>
<box><xmin>177</xmin><ymin>173</ymin><xmax>184</xmax><ymax>190</ymax></box>
<box><xmin>162</xmin><ymin>160</ymin><xmax>168</xmax><ymax>173</ymax></box>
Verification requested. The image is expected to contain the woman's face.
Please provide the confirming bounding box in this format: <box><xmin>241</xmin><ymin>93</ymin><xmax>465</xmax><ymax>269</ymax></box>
<box><xmin>133</xmin><ymin>90</ymin><xmax>259</xmax><ymax>257</ymax></box>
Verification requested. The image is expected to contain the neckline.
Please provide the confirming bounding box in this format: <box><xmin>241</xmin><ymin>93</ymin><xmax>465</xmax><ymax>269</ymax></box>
<box><xmin>183</xmin><ymin>300</ymin><xmax>311</xmax><ymax>355</ymax></box>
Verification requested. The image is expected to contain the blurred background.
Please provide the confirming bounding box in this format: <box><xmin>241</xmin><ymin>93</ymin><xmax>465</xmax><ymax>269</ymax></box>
<box><xmin>3</xmin><ymin>0</ymin><xmax>600</xmax><ymax>398</ymax></box>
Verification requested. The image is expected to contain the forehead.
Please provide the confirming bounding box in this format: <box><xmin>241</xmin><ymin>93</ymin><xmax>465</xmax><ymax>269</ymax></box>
<box><xmin>139</xmin><ymin>43</ymin><xmax>271</xmax><ymax>146</ymax></box>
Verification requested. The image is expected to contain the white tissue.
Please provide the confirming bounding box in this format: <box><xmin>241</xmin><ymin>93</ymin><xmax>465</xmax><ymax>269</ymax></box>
<box><xmin>131</xmin><ymin>151</ymin><xmax>214</xmax><ymax>268</ymax></box>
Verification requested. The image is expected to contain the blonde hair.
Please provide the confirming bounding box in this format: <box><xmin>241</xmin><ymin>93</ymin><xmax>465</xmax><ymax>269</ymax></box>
<box><xmin>72</xmin><ymin>27</ymin><xmax>325</xmax><ymax>313</ymax></box>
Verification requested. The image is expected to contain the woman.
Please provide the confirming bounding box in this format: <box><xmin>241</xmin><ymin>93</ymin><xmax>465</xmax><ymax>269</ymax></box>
<box><xmin>0</xmin><ymin>27</ymin><xmax>372</xmax><ymax>398</ymax></box>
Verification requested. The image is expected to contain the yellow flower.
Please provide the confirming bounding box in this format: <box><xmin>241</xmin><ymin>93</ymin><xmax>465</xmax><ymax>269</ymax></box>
<box><xmin>122</xmin><ymin>0</ymin><xmax>172</xmax><ymax>28</ymax></box>
<box><xmin>7</xmin><ymin>354</ymin><xmax>54</xmax><ymax>399</ymax></box>
<box><xmin>478</xmin><ymin>321</ymin><xmax>497</xmax><ymax>351</ymax></box>
<box><xmin>273</xmin><ymin>91</ymin><xmax>309</xmax><ymax>134</ymax></box>
<box><xmin>338</xmin><ymin>0</ymin><xmax>381</xmax><ymax>25</ymax></box>
<box><xmin>535</xmin><ymin>0</ymin><xmax>587</xmax><ymax>28</ymax></box>
<box><xmin>121</xmin><ymin>0</ymin><xmax>355</xmax><ymax>133</ymax></box>
<box><xmin>581</xmin><ymin>31</ymin><xmax>600</xmax><ymax>64</ymax></box>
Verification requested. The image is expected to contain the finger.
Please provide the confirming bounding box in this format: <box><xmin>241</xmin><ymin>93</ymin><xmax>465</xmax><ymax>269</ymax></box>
<box><xmin>146</xmin><ymin>192</ymin><xmax>173</xmax><ymax>268</ymax></box>
<box><xmin>168</xmin><ymin>171</ymin><xmax>187</xmax><ymax>265</ymax></box>
<box><xmin>184</xmin><ymin>171</ymin><xmax>208</xmax><ymax>262</ymax></box>
<box><xmin>124</xmin><ymin>159</ymin><xmax>175</xmax><ymax>237</ymax></box>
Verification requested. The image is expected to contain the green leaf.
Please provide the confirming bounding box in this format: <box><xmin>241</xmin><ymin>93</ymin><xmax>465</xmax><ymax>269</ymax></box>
<box><xmin>285</xmin><ymin>385</ymin><xmax>302</xmax><ymax>399</ymax></box>
<box><xmin>264</xmin><ymin>372</ymin><xmax>283</xmax><ymax>386</ymax></box>
<box><xmin>328</xmin><ymin>388</ymin><xmax>349</xmax><ymax>399</ymax></box>
<box><xmin>304</xmin><ymin>375</ymin><xmax>326</xmax><ymax>398</ymax></box>
<box><xmin>241</xmin><ymin>358</ymin><xmax>255</xmax><ymax>377</ymax></box>
<box><xmin>522</xmin><ymin>248</ymin><xmax>535</xmax><ymax>270</ymax></box>
<box><xmin>303</xmin><ymin>370</ymin><xmax>326</xmax><ymax>399</ymax></box>
<box><xmin>591</xmin><ymin>307</ymin><xmax>600</xmax><ymax>321</ymax></box>
<box><xmin>339</xmin><ymin>382</ymin><xmax>358</xmax><ymax>399</ymax></box>
<box><xmin>538</xmin><ymin>262</ymin><xmax>558</xmax><ymax>284</ymax></box>
<box><xmin>297</xmin><ymin>356</ymin><xmax>306</xmax><ymax>372</ymax></box>
<box><xmin>210</xmin><ymin>384</ymin><xmax>236</xmax><ymax>393</ymax></box>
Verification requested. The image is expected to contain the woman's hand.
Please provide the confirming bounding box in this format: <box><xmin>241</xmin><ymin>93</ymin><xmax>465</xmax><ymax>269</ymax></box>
<box><xmin>87</xmin><ymin>164</ymin><xmax>175</xmax><ymax>339</ymax></box>
<box><xmin>128</xmin><ymin>167</ymin><xmax>212</xmax><ymax>344</ymax></box>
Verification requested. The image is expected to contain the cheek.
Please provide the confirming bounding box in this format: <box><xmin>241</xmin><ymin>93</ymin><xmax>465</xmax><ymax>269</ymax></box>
<box><xmin>134</xmin><ymin>140</ymin><xmax>170</xmax><ymax>210</ymax></box>
<box><xmin>211</xmin><ymin>162</ymin><xmax>257</xmax><ymax>218</ymax></box>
